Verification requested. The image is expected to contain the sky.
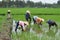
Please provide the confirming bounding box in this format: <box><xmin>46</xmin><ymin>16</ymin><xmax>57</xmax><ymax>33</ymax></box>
<box><xmin>30</xmin><ymin>0</ymin><xmax>58</xmax><ymax>4</ymax></box>
<box><xmin>0</xmin><ymin>0</ymin><xmax>59</xmax><ymax>4</ymax></box>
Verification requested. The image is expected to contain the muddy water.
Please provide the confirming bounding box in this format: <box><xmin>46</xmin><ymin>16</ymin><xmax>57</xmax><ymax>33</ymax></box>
<box><xmin>12</xmin><ymin>20</ymin><xmax>60</xmax><ymax>39</ymax></box>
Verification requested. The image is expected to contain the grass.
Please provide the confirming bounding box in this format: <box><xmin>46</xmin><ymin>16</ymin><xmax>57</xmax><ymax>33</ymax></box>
<box><xmin>11</xmin><ymin>15</ymin><xmax>60</xmax><ymax>40</ymax></box>
<box><xmin>0</xmin><ymin>8</ymin><xmax>60</xmax><ymax>40</ymax></box>
<box><xmin>13</xmin><ymin>15</ymin><xmax>60</xmax><ymax>23</ymax></box>
<box><xmin>0</xmin><ymin>8</ymin><xmax>60</xmax><ymax>14</ymax></box>
<box><xmin>0</xmin><ymin>16</ymin><xmax>5</xmax><ymax>32</ymax></box>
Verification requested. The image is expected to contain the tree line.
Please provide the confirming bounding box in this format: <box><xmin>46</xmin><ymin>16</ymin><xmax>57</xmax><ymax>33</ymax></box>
<box><xmin>0</xmin><ymin>0</ymin><xmax>60</xmax><ymax>8</ymax></box>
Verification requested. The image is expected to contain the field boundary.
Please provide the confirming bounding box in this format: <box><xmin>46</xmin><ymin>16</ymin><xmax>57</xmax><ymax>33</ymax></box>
<box><xmin>0</xmin><ymin>14</ymin><xmax>60</xmax><ymax>16</ymax></box>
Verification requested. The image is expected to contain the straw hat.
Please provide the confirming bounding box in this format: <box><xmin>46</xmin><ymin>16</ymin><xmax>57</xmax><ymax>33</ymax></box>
<box><xmin>24</xmin><ymin>21</ymin><xmax>29</xmax><ymax>25</ymax></box>
<box><xmin>8</xmin><ymin>10</ymin><xmax>11</xmax><ymax>12</ymax></box>
<box><xmin>26</xmin><ymin>10</ymin><xmax>30</xmax><ymax>14</ymax></box>
<box><xmin>41</xmin><ymin>18</ymin><xmax>44</xmax><ymax>22</ymax></box>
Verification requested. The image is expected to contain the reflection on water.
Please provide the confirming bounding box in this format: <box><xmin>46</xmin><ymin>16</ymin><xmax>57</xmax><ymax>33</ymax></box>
<box><xmin>46</xmin><ymin>26</ymin><xmax>58</xmax><ymax>37</ymax></box>
<box><xmin>12</xmin><ymin>20</ymin><xmax>59</xmax><ymax>39</ymax></box>
<box><xmin>30</xmin><ymin>28</ymin><xmax>36</xmax><ymax>33</ymax></box>
<box><xmin>56</xmin><ymin>29</ymin><xmax>60</xmax><ymax>36</ymax></box>
<box><xmin>46</xmin><ymin>30</ymin><xmax>56</xmax><ymax>37</ymax></box>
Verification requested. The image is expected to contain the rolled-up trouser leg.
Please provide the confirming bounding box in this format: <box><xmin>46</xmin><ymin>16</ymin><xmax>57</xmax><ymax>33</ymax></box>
<box><xmin>30</xmin><ymin>17</ymin><xmax>31</xmax><ymax>22</ymax></box>
<box><xmin>26</xmin><ymin>18</ymin><xmax>28</xmax><ymax>21</ymax></box>
<box><xmin>15</xmin><ymin>22</ymin><xmax>19</xmax><ymax>32</ymax></box>
<box><xmin>54</xmin><ymin>22</ymin><xmax>58</xmax><ymax>29</ymax></box>
<box><xmin>49</xmin><ymin>25</ymin><xmax>51</xmax><ymax>30</ymax></box>
<box><xmin>29</xmin><ymin>17</ymin><xmax>31</xmax><ymax>23</ymax></box>
<box><xmin>33</xmin><ymin>18</ymin><xmax>36</xmax><ymax>24</ymax></box>
<box><xmin>21</xmin><ymin>25</ymin><xmax>24</xmax><ymax>31</ymax></box>
<box><xmin>54</xmin><ymin>22</ymin><xmax>57</xmax><ymax>27</ymax></box>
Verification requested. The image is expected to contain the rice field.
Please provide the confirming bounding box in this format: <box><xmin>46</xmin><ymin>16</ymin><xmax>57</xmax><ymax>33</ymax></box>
<box><xmin>0</xmin><ymin>8</ymin><xmax>60</xmax><ymax>14</ymax></box>
<box><xmin>12</xmin><ymin>15</ymin><xmax>60</xmax><ymax>40</ymax></box>
<box><xmin>0</xmin><ymin>8</ymin><xmax>60</xmax><ymax>40</ymax></box>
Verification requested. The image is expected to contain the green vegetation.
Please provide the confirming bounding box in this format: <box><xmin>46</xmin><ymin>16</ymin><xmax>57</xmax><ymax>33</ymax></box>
<box><xmin>0</xmin><ymin>8</ymin><xmax>60</xmax><ymax>14</ymax></box>
<box><xmin>0</xmin><ymin>8</ymin><xmax>60</xmax><ymax>40</ymax></box>
<box><xmin>12</xmin><ymin>15</ymin><xmax>60</xmax><ymax>40</ymax></box>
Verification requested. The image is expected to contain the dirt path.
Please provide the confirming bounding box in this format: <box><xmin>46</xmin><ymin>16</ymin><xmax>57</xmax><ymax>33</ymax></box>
<box><xmin>0</xmin><ymin>19</ymin><xmax>12</xmax><ymax>40</ymax></box>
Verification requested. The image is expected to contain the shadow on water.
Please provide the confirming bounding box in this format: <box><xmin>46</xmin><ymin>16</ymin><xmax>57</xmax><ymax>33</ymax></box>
<box><xmin>46</xmin><ymin>27</ymin><xmax>58</xmax><ymax>37</ymax></box>
<box><xmin>12</xmin><ymin>20</ymin><xmax>59</xmax><ymax>40</ymax></box>
<box><xmin>31</xmin><ymin>24</ymin><xmax>43</xmax><ymax>34</ymax></box>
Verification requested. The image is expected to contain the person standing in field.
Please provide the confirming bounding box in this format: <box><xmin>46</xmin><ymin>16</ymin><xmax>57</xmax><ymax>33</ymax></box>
<box><xmin>32</xmin><ymin>16</ymin><xmax>44</xmax><ymax>28</ymax></box>
<box><xmin>7</xmin><ymin>10</ymin><xmax>12</xmax><ymax>25</ymax></box>
<box><xmin>25</xmin><ymin>10</ymin><xmax>31</xmax><ymax>23</ymax></box>
<box><xmin>15</xmin><ymin>21</ymin><xmax>29</xmax><ymax>32</ymax></box>
<box><xmin>6</xmin><ymin>10</ymin><xmax>12</xmax><ymax>39</ymax></box>
<box><xmin>33</xmin><ymin>16</ymin><xmax>44</xmax><ymax>26</ymax></box>
<box><xmin>7</xmin><ymin>10</ymin><xmax>11</xmax><ymax>20</ymax></box>
<box><xmin>46</xmin><ymin>20</ymin><xmax>58</xmax><ymax>30</ymax></box>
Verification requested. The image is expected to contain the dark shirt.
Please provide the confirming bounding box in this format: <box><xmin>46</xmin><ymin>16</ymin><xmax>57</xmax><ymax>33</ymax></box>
<box><xmin>47</xmin><ymin>20</ymin><xmax>54</xmax><ymax>24</ymax></box>
<box><xmin>25</xmin><ymin>13</ymin><xmax>30</xmax><ymax>18</ymax></box>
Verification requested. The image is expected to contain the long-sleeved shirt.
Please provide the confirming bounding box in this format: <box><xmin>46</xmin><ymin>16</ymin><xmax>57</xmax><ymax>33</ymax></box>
<box><xmin>25</xmin><ymin>13</ymin><xmax>30</xmax><ymax>18</ymax></box>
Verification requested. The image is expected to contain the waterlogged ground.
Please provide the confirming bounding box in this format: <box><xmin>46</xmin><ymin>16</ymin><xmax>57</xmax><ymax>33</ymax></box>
<box><xmin>12</xmin><ymin>20</ymin><xmax>60</xmax><ymax>40</ymax></box>
<box><xmin>0</xmin><ymin>15</ymin><xmax>60</xmax><ymax>40</ymax></box>
<box><xmin>0</xmin><ymin>8</ymin><xmax>60</xmax><ymax>40</ymax></box>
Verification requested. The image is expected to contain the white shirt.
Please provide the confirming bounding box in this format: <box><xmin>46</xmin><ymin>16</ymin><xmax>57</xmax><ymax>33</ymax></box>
<box><xmin>33</xmin><ymin>16</ymin><xmax>38</xmax><ymax>20</ymax></box>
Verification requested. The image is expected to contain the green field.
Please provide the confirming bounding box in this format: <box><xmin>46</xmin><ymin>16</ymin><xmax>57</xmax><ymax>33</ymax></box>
<box><xmin>0</xmin><ymin>8</ymin><xmax>60</xmax><ymax>14</ymax></box>
<box><xmin>0</xmin><ymin>8</ymin><xmax>60</xmax><ymax>40</ymax></box>
<box><xmin>12</xmin><ymin>15</ymin><xmax>60</xmax><ymax>40</ymax></box>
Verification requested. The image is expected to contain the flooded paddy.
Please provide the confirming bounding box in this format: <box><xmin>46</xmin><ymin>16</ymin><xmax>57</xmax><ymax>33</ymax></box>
<box><xmin>0</xmin><ymin>15</ymin><xmax>60</xmax><ymax>40</ymax></box>
<box><xmin>12</xmin><ymin>19</ymin><xmax>60</xmax><ymax>40</ymax></box>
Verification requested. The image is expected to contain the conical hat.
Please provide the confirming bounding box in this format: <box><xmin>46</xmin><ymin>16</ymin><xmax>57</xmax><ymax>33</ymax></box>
<box><xmin>26</xmin><ymin>10</ymin><xmax>30</xmax><ymax>14</ymax></box>
<box><xmin>41</xmin><ymin>19</ymin><xmax>44</xmax><ymax>22</ymax></box>
<box><xmin>8</xmin><ymin>10</ymin><xmax>11</xmax><ymax>12</ymax></box>
<box><xmin>24</xmin><ymin>21</ymin><xmax>29</xmax><ymax>25</ymax></box>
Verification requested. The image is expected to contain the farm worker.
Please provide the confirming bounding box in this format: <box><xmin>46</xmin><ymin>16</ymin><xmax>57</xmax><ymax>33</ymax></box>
<box><xmin>7</xmin><ymin>10</ymin><xmax>11</xmax><ymax>20</ymax></box>
<box><xmin>15</xmin><ymin>21</ymin><xmax>29</xmax><ymax>32</ymax></box>
<box><xmin>33</xmin><ymin>16</ymin><xmax>44</xmax><ymax>25</ymax></box>
<box><xmin>46</xmin><ymin>20</ymin><xmax>58</xmax><ymax>30</ymax></box>
<box><xmin>33</xmin><ymin>16</ymin><xmax>38</xmax><ymax>24</ymax></box>
<box><xmin>25</xmin><ymin>10</ymin><xmax>31</xmax><ymax>23</ymax></box>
